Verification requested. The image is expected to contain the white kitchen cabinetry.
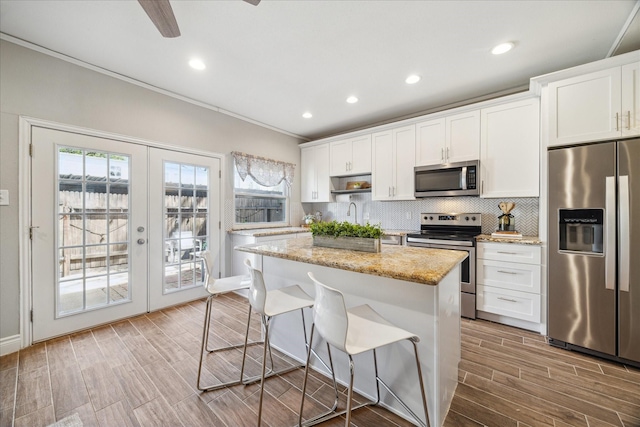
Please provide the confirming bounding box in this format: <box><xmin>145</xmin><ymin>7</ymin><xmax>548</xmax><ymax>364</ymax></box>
<box><xmin>301</xmin><ymin>144</ymin><xmax>331</xmax><ymax>203</ymax></box>
<box><xmin>548</xmin><ymin>62</ymin><xmax>639</xmax><ymax>146</ymax></box>
<box><xmin>476</xmin><ymin>242</ymin><xmax>542</xmax><ymax>329</ymax></box>
<box><xmin>622</xmin><ymin>62</ymin><xmax>640</xmax><ymax>137</ymax></box>
<box><xmin>371</xmin><ymin>124</ymin><xmax>416</xmax><ymax>201</ymax></box>
<box><xmin>415</xmin><ymin>110</ymin><xmax>480</xmax><ymax>166</ymax></box>
<box><xmin>329</xmin><ymin>134</ymin><xmax>372</xmax><ymax>176</ymax></box>
<box><xmin>480</xmin><ymin>98</ymin><xmax>540</xmax><ymax>198</ymax></box>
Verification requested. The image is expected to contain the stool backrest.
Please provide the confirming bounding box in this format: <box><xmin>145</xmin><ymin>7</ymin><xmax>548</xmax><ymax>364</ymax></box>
<box><xmin>200</xmin><ymin>250</ymin><xmax>213</xmax><ymax>287</ymax></box>
<box><xmin>307</xmin><ymin>272</ymin><xmax>348</xmax><ymax>353</ymax></box>
<box><xmin>244</xmin><ymin>259</ymin><xmax>267</xmax><ymax>315</ymax></box>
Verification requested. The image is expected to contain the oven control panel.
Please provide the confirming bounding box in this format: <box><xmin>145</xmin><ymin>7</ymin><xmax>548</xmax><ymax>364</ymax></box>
<box><xmin>420</xmin><ymin>213</ymin><xmax>481</xmax><ymax>227</ymax></box>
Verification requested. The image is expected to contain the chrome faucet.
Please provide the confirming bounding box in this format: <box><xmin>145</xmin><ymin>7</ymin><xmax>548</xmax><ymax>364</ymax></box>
<box><xmin>347</xmin><ymin>202</ymin><xmax>357</xmax><ymax>224</ymax></box>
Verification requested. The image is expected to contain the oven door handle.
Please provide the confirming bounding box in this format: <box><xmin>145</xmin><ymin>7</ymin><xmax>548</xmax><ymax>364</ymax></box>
<box><xmin>407</xmin><ymin>237</ymin><xmax>473</xmax><ymax>247</ymax></box>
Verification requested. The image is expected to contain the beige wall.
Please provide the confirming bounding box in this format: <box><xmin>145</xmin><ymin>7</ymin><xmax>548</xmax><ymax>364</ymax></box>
<box><xmin>0</xmin><ymin>40</ymin><xmax>303</xmax><ymax>341</ymax></box>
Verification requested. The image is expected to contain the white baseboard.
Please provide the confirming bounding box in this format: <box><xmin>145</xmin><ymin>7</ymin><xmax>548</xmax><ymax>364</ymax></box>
<box><xmin>0</xmin><ymin>334</ymin><xmax>21</xmax><ymax>356</ymax></box>
<box><xmin>476</xmin><ymin>311</ymin><xmax>545</xmax><ymax>334</ymax></box>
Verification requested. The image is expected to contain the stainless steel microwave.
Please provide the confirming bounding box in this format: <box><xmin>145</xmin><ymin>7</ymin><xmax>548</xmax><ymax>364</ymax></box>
<box><xmin>414</xmin><ymin>160</ymin><xmax>480</xmax><ymax>197</ymax></box>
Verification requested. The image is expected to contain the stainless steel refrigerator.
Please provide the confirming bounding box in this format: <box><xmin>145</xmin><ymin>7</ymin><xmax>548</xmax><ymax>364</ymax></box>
<box><xmin>548</xmin><ymin>138</ymin><xmax>639</xmax><ymax>365</ymax></box>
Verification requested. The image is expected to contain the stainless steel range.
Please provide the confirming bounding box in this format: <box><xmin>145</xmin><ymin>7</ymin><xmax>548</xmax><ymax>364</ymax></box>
<box><xmin>406</xmin><ymin>213</ymin><xmax>481</xmax><ymax>319</ymax></box>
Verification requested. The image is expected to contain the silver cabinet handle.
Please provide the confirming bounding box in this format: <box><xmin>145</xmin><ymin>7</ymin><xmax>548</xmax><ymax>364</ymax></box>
<box><xmin>497</xmin><ymin>251</ymin><xmax>517</xmax><ymax>255</ymax></box>
<box><xmin>627</xmin><ymin>111</ymin><xmax>632</xmax><ymax>130</ymax></box>
<box><xmin>497</xmin><ymin>270</ymin><xmax>518</xmax><ymax>275</ymax></box>
<box><xmin>441</xmin><ymin>148</ymin><xmax>444</xmax><ymax>161</ymax></box>
<box><xmin>497</xmin><ymin>297</ymin><xmax>517</xmax><ymax>303</ymax></box>
<box><xmin>346</xmin><ymin>162</ymin><xmax>349</xmax><ymax>171</ymax></box>
<box><xmin>605</xmin><ymin>176</ymin><xmax>616</xmax><ymax>290</ymax></box>
<box><xmin>137</xmin><ymin>238</ymin><xmax>146</xmax><ymax>245</ymax></box>
<box><xmin>619</xmin><ymin>175</ymin><xmax>630</xmax><ymax>292</ymax></box>
<box><xmin>616</xmin><ymin>112</ymin><xmax>620</xmax><ymax>131</ymax></box>
<box><xmin>137</xmin><ymin>226</ymin><xmax>145</xmax><ymax>232</ymax></box>
<box><xmin>446</xmin><ymin>147</ymin><xmax>450</xmax><ymax>160</ymax></box>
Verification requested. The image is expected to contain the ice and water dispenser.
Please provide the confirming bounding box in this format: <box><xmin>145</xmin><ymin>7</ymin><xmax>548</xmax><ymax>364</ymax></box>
<box><xmin>558</xmin><ymin>209</ymin><xmax>604</xmax><ymax>254</ymax></box>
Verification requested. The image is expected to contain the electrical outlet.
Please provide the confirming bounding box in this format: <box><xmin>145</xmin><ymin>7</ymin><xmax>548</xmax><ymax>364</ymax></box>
<box><xmin>0</xmin><ymin>189</ymin><xmax>8</xmax><ymax>206</ymax></box>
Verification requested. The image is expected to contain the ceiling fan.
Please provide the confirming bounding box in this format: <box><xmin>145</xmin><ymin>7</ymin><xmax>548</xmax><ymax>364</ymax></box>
<box><xmin>138</xmin><ymin>0</ymin><xmax>261</xmax><ymax>38</ymax></box>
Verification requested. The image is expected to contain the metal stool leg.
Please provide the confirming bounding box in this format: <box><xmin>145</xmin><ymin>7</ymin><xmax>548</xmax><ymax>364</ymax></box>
<box><xmin>197</xmin><ymin>297</ymin><xmax>262</xmax><ymax>392</ymax></box>
<box><xmin>299</xmin><ymin>325</ymin><xmax>339</xmax><ymax>427</ymax></box>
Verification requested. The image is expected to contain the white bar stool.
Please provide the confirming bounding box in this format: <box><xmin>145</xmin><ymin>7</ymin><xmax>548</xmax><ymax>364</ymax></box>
<box><xmin>300</xmin><ymin>272</ymin><xmax>431</xmax><ymax>427</ymax></box>
<box><xmin>242</xmin><ymin>259</ymin><xmax>338</xmax><ymax>427</ymax></box>
<box><xmin>196</xmin><ymin>250</ymin><xmax>262</xmax><ymax>391</ymax></box>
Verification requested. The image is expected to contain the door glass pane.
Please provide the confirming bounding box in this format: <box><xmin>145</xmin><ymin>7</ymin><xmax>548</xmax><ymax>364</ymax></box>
<box><xmin>163</xmin><ymin>161</ymin><xmax>208</xmax><ymax>293</ymax></box>
<box><xmin>56</xmin><ymin>147</ymin><xmax>132</xmax><ymax>317</ymax></box>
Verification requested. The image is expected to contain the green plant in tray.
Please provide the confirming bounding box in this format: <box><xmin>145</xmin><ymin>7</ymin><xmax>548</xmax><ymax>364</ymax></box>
<box><xmin>309</xmin><ymin>220</ymin><xmax>383</xmax><ymax>239</ymax></box>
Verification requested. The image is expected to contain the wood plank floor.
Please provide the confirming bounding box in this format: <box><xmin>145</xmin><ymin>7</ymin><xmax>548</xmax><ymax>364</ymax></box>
<box><xmin>1</xmin><ymin>293</ymin><xmax>639</xmax><ymax>427</ymax></box>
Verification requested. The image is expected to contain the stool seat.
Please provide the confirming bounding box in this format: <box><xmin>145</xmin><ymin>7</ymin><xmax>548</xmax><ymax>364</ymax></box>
<box><xmin>206</xmin><ymin>275</ymin><xmax>251</xmax><ymax>295</ymax></box>
<box><xmin>262</xmin><ymin>285</ymin><xmax>314</xmax><ymax>317</ymax></box>
<box><xmin>342</xmin><ymin>304</ymin><xmax>418</xmax><ymax>356</ymax></box>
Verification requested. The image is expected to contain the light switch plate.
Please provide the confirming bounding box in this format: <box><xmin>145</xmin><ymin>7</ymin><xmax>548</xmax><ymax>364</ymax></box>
<box><xmin>0</xmin><ymin>189</ymin><xmax>9</xmax><ymax>206</ymax></box>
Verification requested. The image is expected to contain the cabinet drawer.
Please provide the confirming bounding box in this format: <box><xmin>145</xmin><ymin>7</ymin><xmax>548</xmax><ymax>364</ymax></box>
<box><xmin>477</xmin><ymin>242</ymin><xmax>541</xmax><ymax>264</ymax></box>
<box><xmin>477</xmin><ymin>285</ymin><xmax>541</xmax><ymax>323</ymax></box>
<box><xmin>477</xmin><ymin>260</ymin><xmax>541</xmax><ymax>293</ymax></box>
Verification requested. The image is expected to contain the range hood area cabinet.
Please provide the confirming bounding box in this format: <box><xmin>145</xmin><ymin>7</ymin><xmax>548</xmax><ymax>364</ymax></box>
<box><xmin>548</xmin><ymin>61</ymin><xmax>640</xmax><ymax>147</ymax></box>
<box><xmin>371</xmin><ymin>124</ymin><xmax>416</xmax><ymax>201</ymax></box>
<box><xmin>415</xmin><ymin>110</ymin><xmax>480</xmax><ymax>166</ymax></box>
<box><xmin>479</xmin><ymin>98</ymin><xmax>540</xmax><ymax>198</ymax></box>
<box><xmin>301</xmin><ymin>144</ymin><xmax>332</xmax><ymax>203</ymax></box>
<box><xmin>329</xmin><ymin>134</ymin><xmax>372</xmax><ymax>176</ymax></box>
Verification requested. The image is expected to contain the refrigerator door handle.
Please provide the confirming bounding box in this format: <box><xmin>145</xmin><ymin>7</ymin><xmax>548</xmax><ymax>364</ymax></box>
<box><xmin>605</xmin><ymin>176</ymin><xmax>616</xmax><ymax>290</ymax></box>
<box><xmin>619</xmin><ymin>175</ymin><xmax>630</xmax><ymax>292</ymax></box>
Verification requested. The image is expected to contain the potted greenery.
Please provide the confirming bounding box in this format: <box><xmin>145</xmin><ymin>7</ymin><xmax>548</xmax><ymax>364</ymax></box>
<box><xmin>309</xmin><ymin>220</ymin><xmax>383</xmax><ymax>253</ymax></box>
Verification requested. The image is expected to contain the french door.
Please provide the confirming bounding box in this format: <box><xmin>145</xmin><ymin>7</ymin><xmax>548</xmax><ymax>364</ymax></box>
<box><xmin>30</xmin><ymin>127</ymin><xmax>219</xmax><ymax>342</ymax></box>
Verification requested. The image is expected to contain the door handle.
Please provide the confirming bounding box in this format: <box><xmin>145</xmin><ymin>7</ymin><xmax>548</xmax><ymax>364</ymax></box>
<box><xmin>605</xmin><ymin>176</ymin><xmax>616</xmax><ymax>290</ymax></box>
<box><xmin>619</xmin><ymin>175</ymin><xmax>630</xmax><ymax>292</ymax></box>
<box><xmin>137</xmin><ymin>238</ymin><xmax>146</xmax><ymax>245</ymax></box>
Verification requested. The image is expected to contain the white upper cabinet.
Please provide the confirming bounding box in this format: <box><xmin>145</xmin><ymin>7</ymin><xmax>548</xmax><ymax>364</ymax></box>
<box><xmin>548</xmin><ymin>62</ymin><xmax>640</xmax><ymax>146</ymax></box>
<box><xmin>416</xmin><ymin>110</ymin><xmax>480</xmax><ymax>166</ymax></box>
<box><xmin>480</xmin><ymin>98</ymin><xmax>540</xmax><ymax>198</ymax></box>
<box><xmin>621</xmin><ymin>62</ymin><xmax>640</xmax><ymax>137</ymax></box>
<box><xmin>301</xmin><ymin>144</ymin><xmax>331</xmax><ymax>203</ymax></box>
<box><xmin>329</xmin><ymin>134</ymin><xmax>372</xmax><ymax>176</ymax></box>
<box><xmin>372</xmin><ymin>124</ymin><xmax>416</xmax><ymax>201</ymax></box>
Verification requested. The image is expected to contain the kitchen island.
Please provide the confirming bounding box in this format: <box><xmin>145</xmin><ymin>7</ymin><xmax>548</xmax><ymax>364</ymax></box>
<box><xmin>235</xmin><ymin>237</ymin><xmax>467</xmax><ymax>426</ymax></box>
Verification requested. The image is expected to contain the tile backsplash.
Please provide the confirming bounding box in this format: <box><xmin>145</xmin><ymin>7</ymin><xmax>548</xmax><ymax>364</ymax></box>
<box><xmin>302</xmin><ymin>194</ymin><xmax>539</xmax><ymax>236</ymax></box>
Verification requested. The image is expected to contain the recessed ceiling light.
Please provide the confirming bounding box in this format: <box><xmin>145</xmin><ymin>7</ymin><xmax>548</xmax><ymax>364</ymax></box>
<box><xmin>188</xmin><ymin>58</ymin><xmax>206</xmax><ymax>70</ymax></box>
<box><xmin>302</xmin><ymin>112</ymin><xmax>313</xmax><ymax>119</ymax></box>
<box><xmin>405</xmin><ymin>74</ymin><xmax>421</xmax><ymax>84</ymax></box>
<box><xmin>346</xmin><ymin>96</ymin><xmax>359</xmax><ymax>104</ymax></box>
<box><xmin>491</xmin><ymin>42</ymin><xmax>514</xmax><ymax>55</ymax></box>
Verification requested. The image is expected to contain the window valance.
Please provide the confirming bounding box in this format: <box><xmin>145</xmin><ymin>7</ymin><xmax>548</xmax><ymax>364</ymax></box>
<box><xmin>232</xmin><ymin>151</ymin><xmax>296</xmax><ymax>187</ymax></box>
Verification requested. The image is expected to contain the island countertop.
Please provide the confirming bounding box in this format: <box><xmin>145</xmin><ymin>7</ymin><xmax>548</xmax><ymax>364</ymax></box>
<box><xmin>235</xmin><ymin>236</ymin><xmax>467</xmax><ymax>286</ymax></box>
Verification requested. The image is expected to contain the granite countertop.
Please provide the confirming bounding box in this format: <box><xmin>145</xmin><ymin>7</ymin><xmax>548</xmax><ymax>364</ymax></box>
<box><xmin>476</xmin><ymin>234</ymin><xmax>542</xmax><ymax>245</ymax></box>
<box><xmin>228</xmin><ymin>227</ymin><xmax>310</xmax><ymax>237</ymax></box>
<box><xmin>235</xmin><ymin>237</ymin><xmax>468</xmax><ymax>286</ymax></box>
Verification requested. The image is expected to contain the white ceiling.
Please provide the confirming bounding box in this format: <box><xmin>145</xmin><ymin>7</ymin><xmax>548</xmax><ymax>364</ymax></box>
<box><xmin>1</xmin><ymin>0</ymin><xmax>638</xmax><ymax>140</ymax></box>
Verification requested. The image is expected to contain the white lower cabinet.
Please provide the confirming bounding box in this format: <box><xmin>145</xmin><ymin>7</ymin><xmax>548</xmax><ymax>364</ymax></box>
<box><xmin>476</xmin><ymin>242</ymin><xmax>542</xmax><ymax>328</ymax></box>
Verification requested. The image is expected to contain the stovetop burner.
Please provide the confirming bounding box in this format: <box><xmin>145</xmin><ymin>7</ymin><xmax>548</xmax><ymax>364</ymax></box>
<box><xmin>406</xmin><ymin>212</ymin><xmax>482</xmax><ymax>243</ymax></box>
